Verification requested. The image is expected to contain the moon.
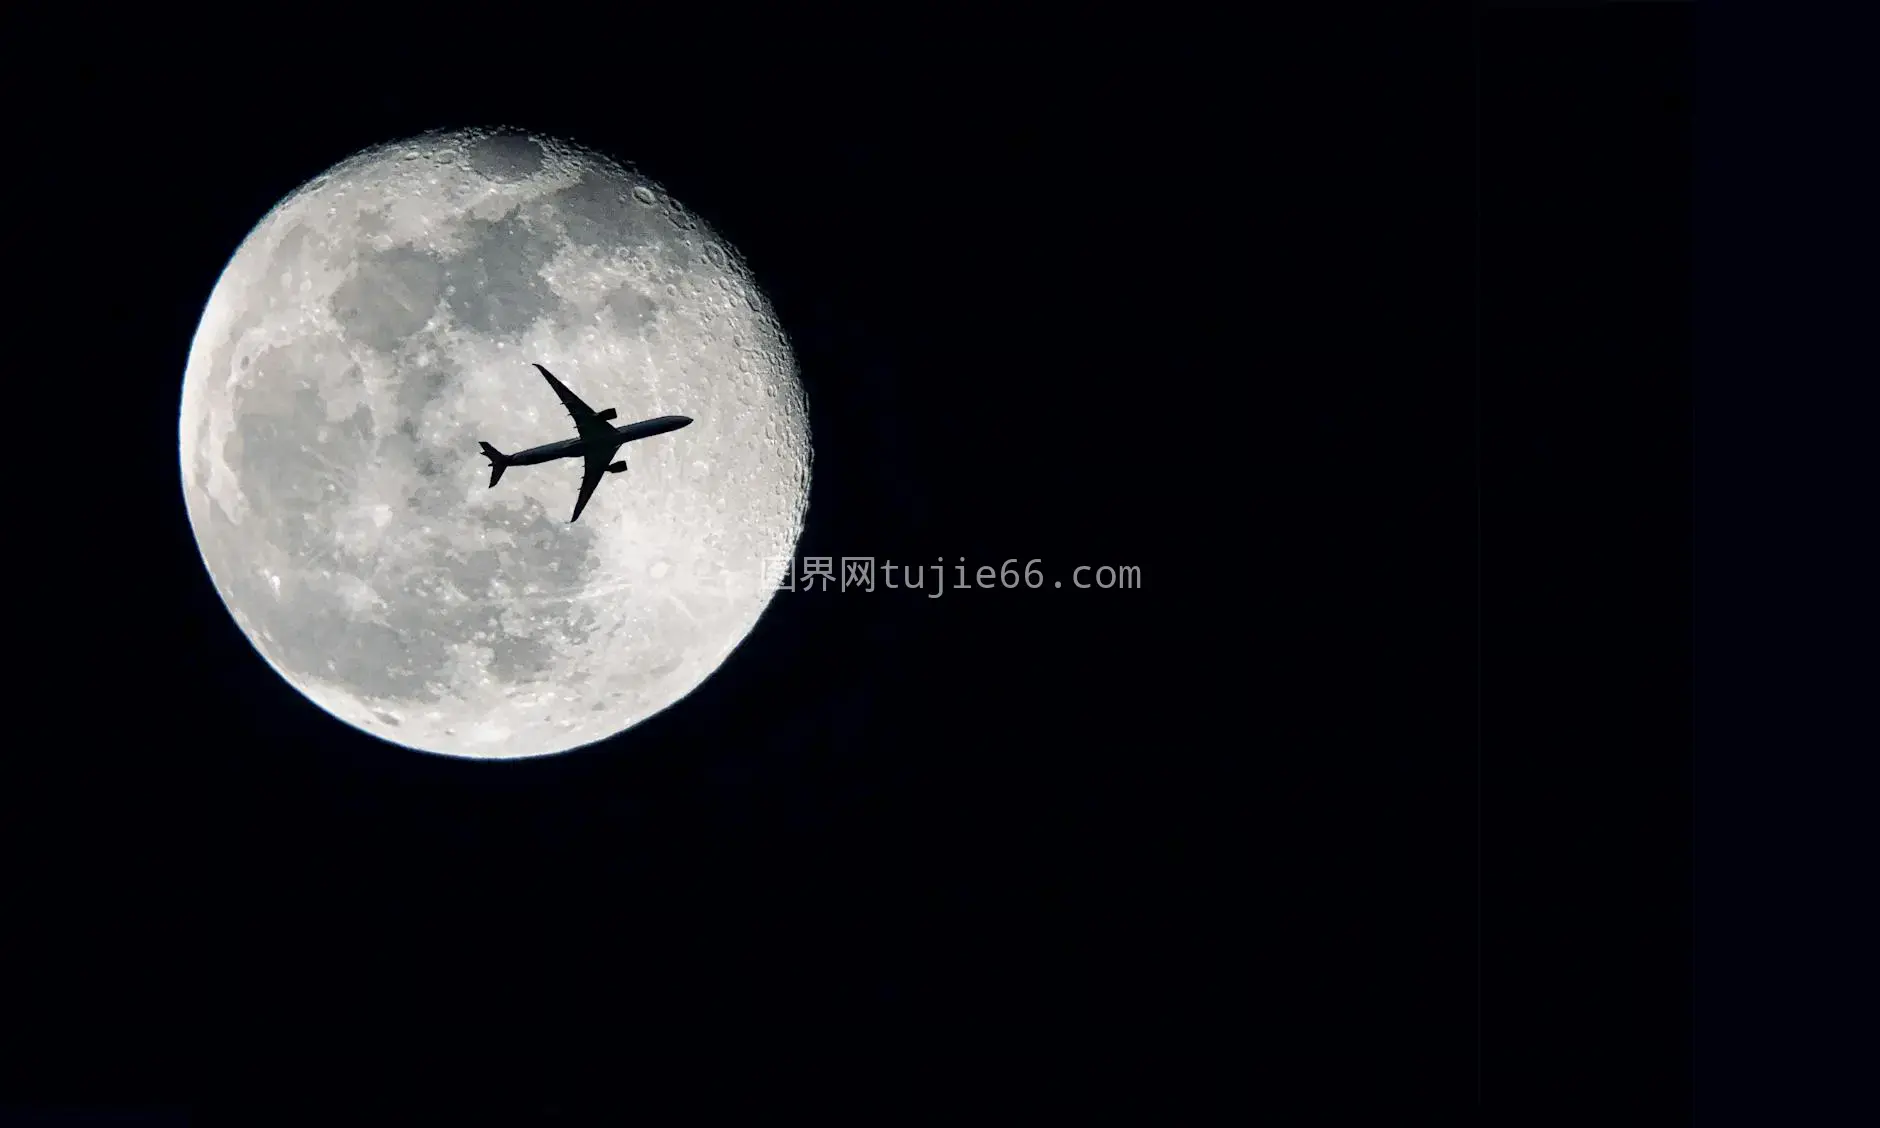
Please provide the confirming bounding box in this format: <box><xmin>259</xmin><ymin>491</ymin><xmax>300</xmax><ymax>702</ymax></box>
<box><xmin>178</xmin><ymin>128</ymin><xmax>811</xmax><ymax>760</ymax></box>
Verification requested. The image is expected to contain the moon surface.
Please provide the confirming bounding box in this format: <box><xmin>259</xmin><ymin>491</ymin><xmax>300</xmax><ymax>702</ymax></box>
<box><xmin>179</xmin><ymin>128</ymin><xmax>811</xmax><ymax>759</ymax></box>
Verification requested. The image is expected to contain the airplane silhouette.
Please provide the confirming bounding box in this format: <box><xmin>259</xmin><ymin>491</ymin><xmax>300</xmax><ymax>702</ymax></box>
<box><xmin>478</xmin><ymin>363</ymin><xmax>694</xmax><ymax>523</ymax></box>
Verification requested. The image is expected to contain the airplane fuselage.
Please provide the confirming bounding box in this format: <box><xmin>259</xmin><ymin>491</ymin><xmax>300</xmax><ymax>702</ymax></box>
<box><xmin>507</xmin><ymin>415</ymin><xmax>694</xmax><ymax>466</ymax></box>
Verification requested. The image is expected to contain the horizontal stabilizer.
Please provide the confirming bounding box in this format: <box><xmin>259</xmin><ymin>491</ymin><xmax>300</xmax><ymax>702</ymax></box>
<box><xmin>479</xmin><ymin>441</ymin><xmax>510</xmax><ymax>488</ymax></box>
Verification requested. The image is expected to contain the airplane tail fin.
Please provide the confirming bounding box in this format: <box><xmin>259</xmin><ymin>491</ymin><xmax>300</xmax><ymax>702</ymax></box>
<box><xmin>478</xmin><ymin>442</ymin><xmax>511</xmax><ymax>488</ymax></box>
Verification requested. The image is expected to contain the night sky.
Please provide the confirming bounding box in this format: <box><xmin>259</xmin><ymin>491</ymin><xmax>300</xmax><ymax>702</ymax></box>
<box><xmin>9</xmin><ymin>10</ymin><xmax>1693</xmax><ymax>1117</ymax></box>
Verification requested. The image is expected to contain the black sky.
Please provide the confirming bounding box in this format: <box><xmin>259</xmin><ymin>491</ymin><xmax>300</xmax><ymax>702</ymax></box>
<box><xmin>7</xmin><ymin>10</ymin><xmax>1693</xmax><ymax>1117</ymax></box>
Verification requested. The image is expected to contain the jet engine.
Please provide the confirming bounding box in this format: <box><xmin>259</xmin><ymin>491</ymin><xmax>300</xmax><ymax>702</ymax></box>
<box><xmin>607</xmin><ymin>460</ymin><xmax>627</xmax><ymax>473</ymax></box>
<box><xmin>597</xmin><ymin>408</ymin><xmax>618</xmax><ymax>421</ymax></box>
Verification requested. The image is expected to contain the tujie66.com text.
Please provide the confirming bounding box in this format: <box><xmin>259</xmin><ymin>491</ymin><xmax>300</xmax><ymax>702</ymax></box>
<box><xmin>764</xmin><ymin>557</ymin><xmax>1141</xmax><ymax>596</ymax></box>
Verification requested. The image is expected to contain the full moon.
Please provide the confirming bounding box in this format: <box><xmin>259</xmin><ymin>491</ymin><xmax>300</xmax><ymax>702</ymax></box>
<box><xmin>179</xmin><ymin>128</ymin><xmax>811</xmax><ymax>759</ymax></box>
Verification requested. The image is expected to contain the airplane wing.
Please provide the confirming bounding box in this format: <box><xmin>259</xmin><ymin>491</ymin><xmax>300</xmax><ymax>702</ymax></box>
<box><xmin>534</xmin><ymin>363</ymin><xmax>616</xmax><ymax>443</ymax></box>
<box><xmin>569</xmin><ymin>447</ymin><xmax>610</xmax><ymax>524</ymax></box>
